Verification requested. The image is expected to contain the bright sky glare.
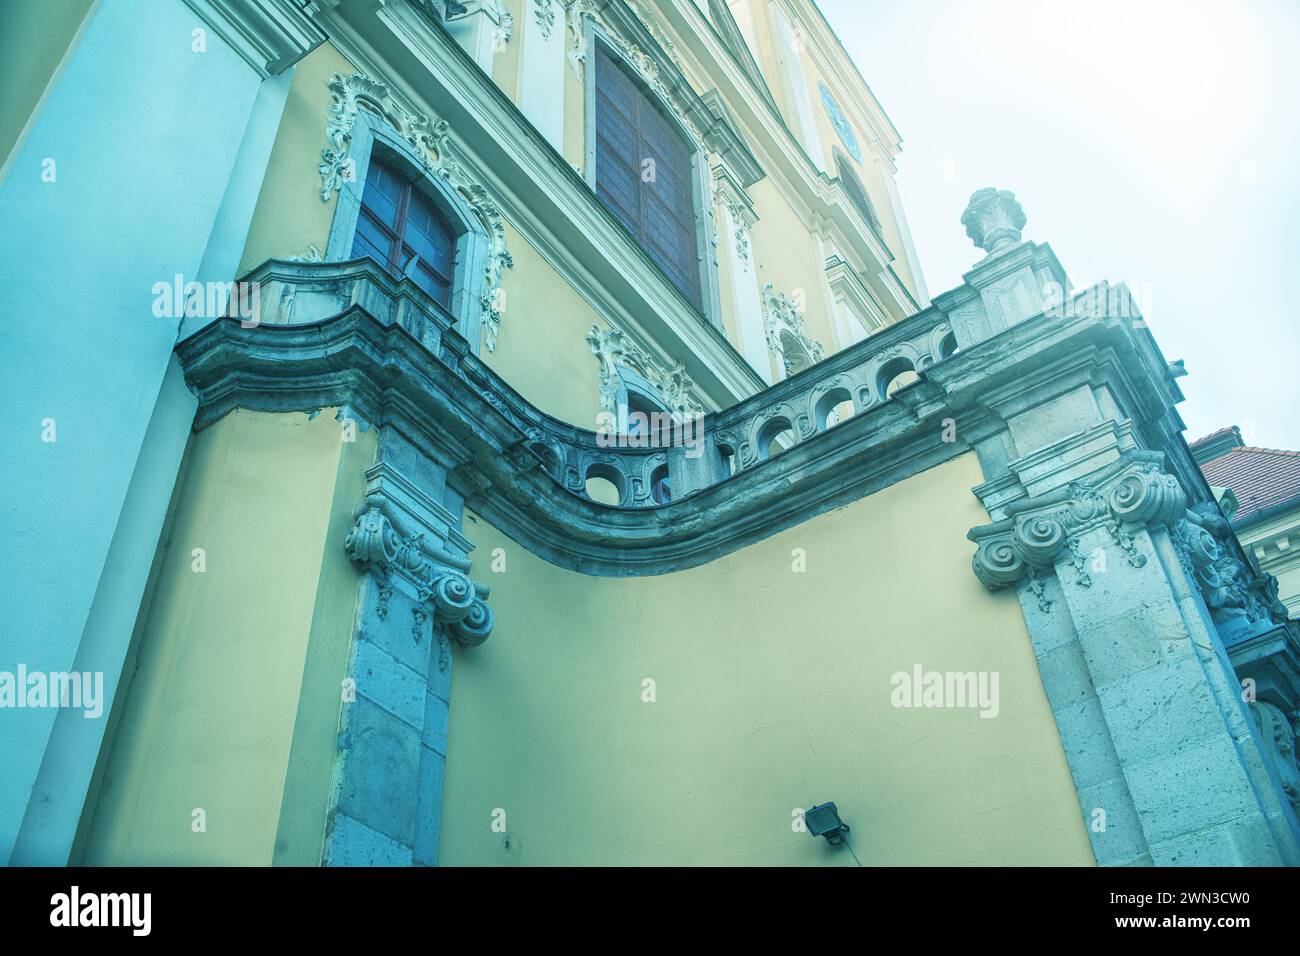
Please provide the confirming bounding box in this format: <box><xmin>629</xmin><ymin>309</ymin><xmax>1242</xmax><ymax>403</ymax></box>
<box><xmin>819</xmin><ymin>0</ymin><xmax>1300</xmax><ymax>450</ymax></box>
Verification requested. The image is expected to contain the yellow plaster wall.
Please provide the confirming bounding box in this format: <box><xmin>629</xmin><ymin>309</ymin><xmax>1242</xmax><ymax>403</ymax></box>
<box><xmin>490</xmin><ymin>0</ymin><xmax>523</xmax><ymax>106</ymax></box>
<box><xmin>441</xmin><ymin>452</ymin><xmax>1095</xmax><ymax>866</ymax></box>
<box><xmin>747</xmin><ymin>177</ymin><xmax>838</xmax><ymax>352</ymax></box>
<box><xmin>238</xmin><ymin>42</ymin><xmax>357</xmax><ymax>275</ymax></box>
<box><xmin>480</xmin><ymin>219</ymin><xmax>608</xmax><ymax>427</ymax></box>
<box><xmin>80</xmin><ymin>408</ymin><xmax>373</xmax><ymax>865</ymax></box>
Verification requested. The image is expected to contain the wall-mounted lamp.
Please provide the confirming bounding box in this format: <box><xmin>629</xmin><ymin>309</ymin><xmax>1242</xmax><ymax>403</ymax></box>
<box><xmin>805</xmin><ymin>802</ymin><xmax>850</xmax><ymax>844</ymax></box>
<box><xmin>804</xmin><ymin>802</ymin><xmax>862</xmax><ymax>865</ymax></box>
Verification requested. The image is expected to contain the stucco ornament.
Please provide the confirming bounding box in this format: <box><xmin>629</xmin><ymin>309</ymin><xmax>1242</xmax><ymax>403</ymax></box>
<box><xmin>493</xmin><ymin>5</ymin><xmax>514</xmax><ymax>49</ymax></box>
<box><xmin>586</xmin><ymin>325</ymin><xmax>702</xmax><ymax>417</ymax></box>
<box><xmin>345</xmin><ymin>505</ymin><xmax>493</xmax><ymax>647</ymax></box>
<box><xmin>533</xmin><ymin>0</ymin><xmax>557</xmax><ymax>38</ymax></box>
<box><xmin>961</xmin><ymin>188</ymin><xmax>1027</xmax><ymax>254</ymax></box>
<box><xmin>724</xmin><ymin>196</ymin><xmax>751</xmax><ymax>262</ymax></box>
<box><xmin>762</xmin><ymin>284</ymin><xmax>824</xmax><ymax>377</ymax></box>
<box><xmin>318</xmin><ymin>72</ymin><xmax>514</xmax><ymax>351</ymax></box>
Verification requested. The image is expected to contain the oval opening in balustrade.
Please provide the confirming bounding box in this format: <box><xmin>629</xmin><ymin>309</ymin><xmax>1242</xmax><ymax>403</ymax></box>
<box><xmin>937</xmin><ymin>331</ymin><xmax>959</xmax><ymax>361</ymax></box>
<box><xmin>879</xmin><ymin>357</ymin><xmax>919</xmax><ymax>399</ymax></box>
<box><xmin>650</xmin><ymin>464</ymin><xmax>672</xmax><ymax>505</ymax></box>
<box><xmin>757</xmin><ymin>416</ymin><xmax>795</xmax><ymax>459</ymax></box>
<box><xmin>814</xmin><ymin>386</ymin><xmax>854</xmax><ymax>431</ymax></box>
<box><xmin>584</xmin><ymin>462</ymin><xmax>625</xmax><ymax>506</ymax></box>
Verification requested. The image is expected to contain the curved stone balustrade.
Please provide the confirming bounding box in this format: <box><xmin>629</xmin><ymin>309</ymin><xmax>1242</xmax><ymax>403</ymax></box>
<box><xmin>178</xmin><ymin>255</ymin><xmax>1185</xmax><ymax>575</ymax></box>
<box><xmin>228</xmin><ymin>257</ymin><xmax>958</xmax><ymax>512</ymax></box>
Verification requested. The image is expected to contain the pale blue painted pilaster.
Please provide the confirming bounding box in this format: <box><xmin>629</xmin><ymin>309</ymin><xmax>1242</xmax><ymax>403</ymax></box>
<box><xmin>0</xmin><ymin>0</ymin><xmax>320</xmax><ymax>864</ymax></box>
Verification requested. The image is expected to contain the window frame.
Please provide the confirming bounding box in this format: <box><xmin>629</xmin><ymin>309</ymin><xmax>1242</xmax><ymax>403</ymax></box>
<box><xmin>832</xmin><ymin>147</ymin><xmax>883</xmax><ymax>241</ymax></box>
<box><xmin>582</xmin><ymin>26</ymin><xmax>723</xmax><ymax>330</ymax></box>
<box><xmin>324</xmin><ymin>109</ymin><xmax>491</xmax><ymax>352</ymax></box>
<box><xmin>352</xmin><ymin>157</ymin><xmax>458</xmax><ymax>305</ymax></box>
<box><xmin>613</xmin><ymin>365</ymin><xmax>677</xmax><ymax>445</ymax></box>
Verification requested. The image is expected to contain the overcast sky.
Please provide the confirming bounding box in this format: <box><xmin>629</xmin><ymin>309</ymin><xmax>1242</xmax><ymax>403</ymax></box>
<box><xmin>819</xmin><ymin>0</ymin><xmax>1300</xmax><ymax>450</ymax></box>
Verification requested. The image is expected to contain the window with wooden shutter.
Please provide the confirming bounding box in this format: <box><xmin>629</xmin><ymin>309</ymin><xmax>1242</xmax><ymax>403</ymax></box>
<box><xmin>833</xmin><ymin>149</ymin><xmax>883</xmax><ymax>241</ymax></box>
<box><xmin>594</xmin><ymin>47</ymin><xmax>702</xmax><ymax>311</ymax></box>
<box><xmin>352</xmin><ymin>156</ymin><xmax>457</xmax><ymax>307</ymax></box>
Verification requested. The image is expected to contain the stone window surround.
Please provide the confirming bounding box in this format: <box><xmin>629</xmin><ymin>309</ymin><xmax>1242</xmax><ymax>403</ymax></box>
<box><xmin>324</xmin><ymin>107</ymin><xmax>492</xmax><ymax>352</ymax></box>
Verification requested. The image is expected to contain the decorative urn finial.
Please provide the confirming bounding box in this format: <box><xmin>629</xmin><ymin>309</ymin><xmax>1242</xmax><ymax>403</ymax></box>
<box><xmin>961</xmin><ymin>188</ymin><xmax>1027</xmax><ymax>254</ymax></box>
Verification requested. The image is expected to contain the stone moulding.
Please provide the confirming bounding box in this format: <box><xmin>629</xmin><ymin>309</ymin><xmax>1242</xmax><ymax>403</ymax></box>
<box><xmin>318</xmin><ymin>71</ymin><xmax>513</xmax><ymax>351</ymax></box>
<box><xmin>178</xmin><ymin>257</ymin><xmax>1204</xmax><ymax>576</ymax></box>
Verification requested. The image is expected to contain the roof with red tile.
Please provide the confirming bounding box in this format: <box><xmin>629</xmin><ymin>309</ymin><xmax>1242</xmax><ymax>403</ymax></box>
<box><xmin>1193</xmin><ymin>429</ymin><xmax>1300</xmax><ymax>524</ymax></box>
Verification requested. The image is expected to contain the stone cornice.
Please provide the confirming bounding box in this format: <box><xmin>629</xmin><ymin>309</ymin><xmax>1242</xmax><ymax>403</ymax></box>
<box><xmin>185</xmin><ymin>0</ymin><xmax>328</xmax><ymax>76</ymax></box>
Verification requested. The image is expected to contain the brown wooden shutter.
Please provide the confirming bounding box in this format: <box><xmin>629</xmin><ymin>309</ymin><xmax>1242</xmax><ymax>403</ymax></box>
<box><xmin>594</xmin><ymin>48</ymin><xmax>702</xmax><ymax>311</ymax></box>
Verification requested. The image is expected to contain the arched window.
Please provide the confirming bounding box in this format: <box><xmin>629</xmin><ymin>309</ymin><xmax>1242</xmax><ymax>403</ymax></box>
<box><xmin>351</xmin><ymin>157</ymin><xmax>457</xmax><ymax>305</ymax></box>
<box><xmin>593</xmin><ymin>45</ymin><xmax>702</xmax><ymax>311</ymax></box>
<box><xmin>833</xmin><ymin>149</ymin><xmax>882</xmax><ymax>239</ymax></box>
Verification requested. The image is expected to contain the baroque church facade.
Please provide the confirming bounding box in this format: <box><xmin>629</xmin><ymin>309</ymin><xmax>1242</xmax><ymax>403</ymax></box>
<box><xmin>1</xmin><ymin>0</ymin><xmax>1297</xmax><ymax>866</ymax></box>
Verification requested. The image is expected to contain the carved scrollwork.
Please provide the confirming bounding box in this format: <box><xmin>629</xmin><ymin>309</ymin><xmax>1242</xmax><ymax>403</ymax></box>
<box><xmin>586</xmin><ymin>324</ymin><xmax>703</xmax><ymax>418</ymax></box>
<box><xmin>1248</xmin><ymin>701</ymin><xmax>1300</xmax><ymax>813</ymax></box>
<box><xmin>968</xmin><ymin>454</ymin><xmax>1187</xmax><ymax>594</ymax></box>
<box><xmin>971</xmin><ymin>534</ymin><xmax>1027</xmax><ymax>588</ymax></box>
<box><xmin>346</xmin><ymin>504</ymin><xmax>494</xmax><ymax>647</ymax></box>
<box><xmin>1013</xmin><ymin>512</ymin><xmax>1069</xmax><ymax>566</ymax></box>
<box><xmin>762</xmin><ymin>284</ymin><xmax>824</xmax><ymax>378</ymax></box>
<box><xmin>1177</xmin><ymin>501</ymin><xmax>1289</xmax><ymax>636</ymax></box>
